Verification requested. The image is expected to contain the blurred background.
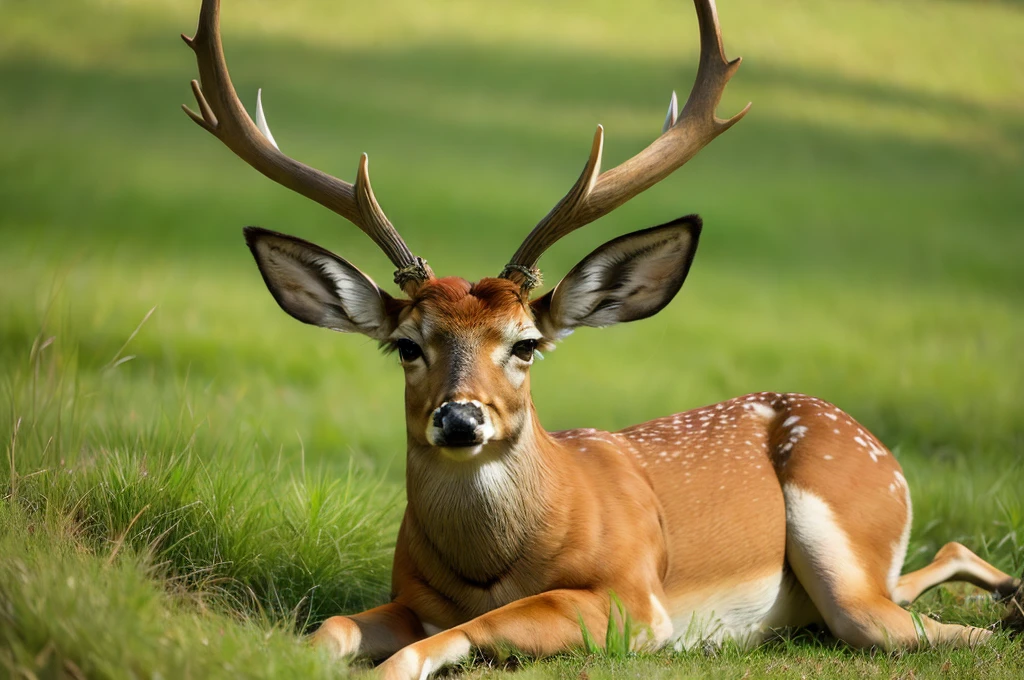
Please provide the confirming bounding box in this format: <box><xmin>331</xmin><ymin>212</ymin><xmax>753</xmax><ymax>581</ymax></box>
<box><xmin>4</xmin><ymin>0</ymin><xmax>1021</xmax><ymax>467</ymax></box>
<box><xmin>1</xmin><ymin>0</ymin><xmax>1022</xmax><ymax>656</ymax></box>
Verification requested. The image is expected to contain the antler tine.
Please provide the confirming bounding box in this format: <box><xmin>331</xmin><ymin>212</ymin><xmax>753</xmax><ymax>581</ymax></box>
<box><xmin>501</xmin><ymin>0</ymin><xmax>750</xmax><ymax>289</ymax></box>
<box><xmin>181</xmin><ymin>0</ymin><xmax>431</xmax><ymax>292</ymax></box>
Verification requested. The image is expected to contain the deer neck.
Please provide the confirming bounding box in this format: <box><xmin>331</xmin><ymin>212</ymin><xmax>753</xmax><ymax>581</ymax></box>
<box><xmin>404</xmin><ymin>409</ymin><xmax>557</xmax><ymax>586</ymax></box>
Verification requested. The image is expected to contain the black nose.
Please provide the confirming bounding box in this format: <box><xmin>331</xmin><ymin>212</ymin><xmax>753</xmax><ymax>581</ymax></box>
<box><xmin>434</xmin><ymin>402</ymin><xmax>484</xmax><ymax>447</ymax></box>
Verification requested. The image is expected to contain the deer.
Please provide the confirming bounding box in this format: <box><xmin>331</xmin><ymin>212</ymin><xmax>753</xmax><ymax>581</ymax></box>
<box><xmin>181</xmin><ymin>0</ymin><xmax>1022</xmax><ymax>677</ymax></box>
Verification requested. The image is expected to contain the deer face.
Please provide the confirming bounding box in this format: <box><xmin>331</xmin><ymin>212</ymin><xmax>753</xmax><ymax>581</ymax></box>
<box><xmin>244</xmin><ymin>216</ymin><xmax>702</xmax><ymax>461</ymax></box>
<box><xmin>389</xmin><ymin>277</ymin><xmax>542</xmax><ymax>458</ymax></box>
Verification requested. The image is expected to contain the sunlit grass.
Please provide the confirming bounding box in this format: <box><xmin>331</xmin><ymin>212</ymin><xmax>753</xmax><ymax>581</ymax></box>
<box><xmin>2</xmin><ymin>0</ymin><xmax>1023</xmax><ymax>676</ymax></box>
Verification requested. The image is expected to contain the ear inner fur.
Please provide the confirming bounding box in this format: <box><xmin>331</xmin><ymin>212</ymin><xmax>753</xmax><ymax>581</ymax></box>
<box><xmin>243</xmin><ymin>226</ymin><xmax>398</xmax><ymax>339</ymax></box>
<box><xmin>531</xmin><ymin>215</ymin><xmax>701</xmax><ymax>340</ymax></box>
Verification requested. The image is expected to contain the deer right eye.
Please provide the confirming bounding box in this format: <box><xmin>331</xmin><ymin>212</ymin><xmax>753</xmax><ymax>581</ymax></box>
<box><xmin>396</xmin><ymin>339</ymin><xmax>423</xmax><ymax>363</ymax></box>
<box><xmin>512</xmin><ymin>339</ymin><xmax>539</xmax><ymax>362</ymax></box>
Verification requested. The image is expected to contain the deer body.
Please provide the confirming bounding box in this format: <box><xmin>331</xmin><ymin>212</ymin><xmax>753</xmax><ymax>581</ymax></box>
<box><xmin>386</xmin><ymin>382</ymin><xmax>914</xmax><ymax>656</ymax></box>
<box><xmin>181</xmin><ymin>1</ymin><xmax>1021</xmax><ymax>677</ymax></box>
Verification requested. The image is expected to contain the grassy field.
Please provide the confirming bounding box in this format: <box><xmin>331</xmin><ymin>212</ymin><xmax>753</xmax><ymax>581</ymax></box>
<box><xmin>2</xmin><ymin>0</ymin><xmax>1023</xmax><ymax>677</ymax></box>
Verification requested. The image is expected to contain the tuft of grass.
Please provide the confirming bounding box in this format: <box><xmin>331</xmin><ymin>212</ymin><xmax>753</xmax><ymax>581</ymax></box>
<box><xmin>0</xmin><ymin>503</ymin><xmax>352</xmax><ymax>679</ymax></box>
<box><xmin>578</xmin><ymin>593</ymin><xmax>636</xmax><ymax>659</ymax></box>
<box><xmin>3</xmin><ymin>317</ymin><xmax>398</xmax><ymax>649</ymax></box>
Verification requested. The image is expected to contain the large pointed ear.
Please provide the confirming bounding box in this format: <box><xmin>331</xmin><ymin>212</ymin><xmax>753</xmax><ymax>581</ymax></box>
<box><xmin>530</xmin><ymin>215</ymin><xmax>701</xmax><ymax>341</ymax></box>
<box><xmin>243</xmin><ymin>227</ymin><xmax>399</xmax><ymax>341</ymax></box>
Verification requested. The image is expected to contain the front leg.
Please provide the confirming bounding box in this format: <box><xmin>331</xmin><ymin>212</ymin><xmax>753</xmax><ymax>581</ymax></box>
<box><xmin>312</xmin><ymin>601</ymin><xmax>426</xmax><ymax>661</ymax></box>
<box><xmin>377</xmin><ymin>589</ymin><xmax>610</xmax><ymax>680</ymax></box>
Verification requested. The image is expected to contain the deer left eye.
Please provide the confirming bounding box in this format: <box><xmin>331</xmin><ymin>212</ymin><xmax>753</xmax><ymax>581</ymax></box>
<box><xmin>511</xmin><ymin>339</ymin><xmax>538</xmax><ymax>362</ymax></box>
<box><xmin>395</xmin><ymin>339</ymin><xmax>423</xmax><ymax>363</ymax></box>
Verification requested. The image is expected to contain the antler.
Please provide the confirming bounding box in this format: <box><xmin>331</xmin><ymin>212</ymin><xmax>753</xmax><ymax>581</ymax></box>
<box><xmin>181</xmin><ymin>0</ymin><xmax>431</xmax><ymax>292</ymax></box>
<box><xmin>500</xmin><ymin>0</ymin><xmax>749</xmax><ymax>289</ymax></box>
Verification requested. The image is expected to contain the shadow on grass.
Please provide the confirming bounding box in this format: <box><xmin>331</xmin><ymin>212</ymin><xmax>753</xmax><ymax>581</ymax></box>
<box><xmin>1</xmin><ymin>24</ymin><xmax>1022</xmax><ymax>462</ymax></box>
<box><xmin>1</xmin><ymin>26</ymin><xmax>1021</xmax><ymax>295</ymax></box>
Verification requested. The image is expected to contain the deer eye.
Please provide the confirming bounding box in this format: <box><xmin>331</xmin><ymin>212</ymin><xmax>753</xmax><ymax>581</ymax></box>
<box><xmin>395</xmin><ymin>339</ymin><xmax>423</xmax><ymax>363</ymax></box>
<box><xmin>511</xmin><ymin>339</ymin><xmax>538</xmax><ymax>362</ymax></box>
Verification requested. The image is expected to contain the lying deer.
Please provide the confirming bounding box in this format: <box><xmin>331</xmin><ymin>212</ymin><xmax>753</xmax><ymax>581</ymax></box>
<box><xmin>182</xmin><ymin>0</ymin><xmax>1021</xmax><ymax>677</ymax></box>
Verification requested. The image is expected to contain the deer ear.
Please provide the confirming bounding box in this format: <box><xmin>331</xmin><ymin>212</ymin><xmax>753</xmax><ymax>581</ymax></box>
<box><xmin>531</xmin><ymin>215</ymin><xmax>701</xmax><ymax>340</ymax></box>
<box><xmin>243</xmin><ymin>227</ymin><xmax>398</xmax><ymax>341</ymax></box>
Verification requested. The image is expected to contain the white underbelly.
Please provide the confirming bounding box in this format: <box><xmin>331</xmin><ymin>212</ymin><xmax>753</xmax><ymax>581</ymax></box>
<box><xmin>666</xmin><ymin>569</ymin><xmax>821</xmax><ymax>649</ymax></box>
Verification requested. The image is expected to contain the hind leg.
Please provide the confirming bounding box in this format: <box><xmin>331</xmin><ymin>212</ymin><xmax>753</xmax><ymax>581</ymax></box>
<box><xmin>813</xmin><ymin>592</ymin><xmax>991</xmax><ymax>649</ymax></box>
<box><xmin>893</xmin><ymin>542</ymin><xmax>1020</xmax><ymax>606</ymax></box>
<box><xmin>783</xmin><ymin>483</ymin><xmax>990</xmax><ymax>649</ymax></box>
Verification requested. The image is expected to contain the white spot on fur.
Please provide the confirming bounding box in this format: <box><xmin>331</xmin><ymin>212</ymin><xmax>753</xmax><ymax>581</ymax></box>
<box><xmin>745</xmin><ymin>402</ymin><xmax>776</xmax><ymax>420</ymax></box>
<box><xmin>644</xmin><ymin>594</ymin><xmax>674</xmax><ymax>649</ymax></box>
<box><xmin>783</xmin><ymin>484</ymin><xmax>868</xmax><ymax>594</ymax></box>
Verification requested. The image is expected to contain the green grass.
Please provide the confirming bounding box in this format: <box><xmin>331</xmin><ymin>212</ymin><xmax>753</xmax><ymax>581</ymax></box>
<box><xmin>2</xmin><ymin>0</ymin><xmax>1023</xmax><ymax>677</ymax></box>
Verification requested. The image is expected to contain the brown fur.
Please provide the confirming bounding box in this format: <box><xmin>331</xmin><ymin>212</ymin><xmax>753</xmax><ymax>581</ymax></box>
<box><xmin>311</xmin><ymin>282</ymin><xmax>1020</xmax><ymax>680</ymax></box>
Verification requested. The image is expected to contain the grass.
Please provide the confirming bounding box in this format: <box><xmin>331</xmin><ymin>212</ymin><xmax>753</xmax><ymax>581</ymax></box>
<box><xmin>1</xmin><ymin>0</ymin><xmax>1023</xmax><ymax>677</ymax></box>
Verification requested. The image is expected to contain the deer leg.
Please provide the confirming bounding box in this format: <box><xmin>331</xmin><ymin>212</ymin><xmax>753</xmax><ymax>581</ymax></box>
<box><xmin>892</xmin><ymin>542</ymin><xmax>1021</xmax><ymax>606</ymax></box>
<box><xmin>782</xmin><ymin>483</ymin><xmax>990</xmax><ymax>650</ymax></box>
<box><xmin>375</xmin><ymin>589</ymin><xmax>615</xmax><ymax>680</ymax></box>
<box><xmin>311</xmin><ymin>601</ymin><xmax>426</xmax><ymax>661</ymax></box>
<box><xmin>820</xmin><ymin>593</ymin><xmax>991</xmax><ymax>649</ymax></box>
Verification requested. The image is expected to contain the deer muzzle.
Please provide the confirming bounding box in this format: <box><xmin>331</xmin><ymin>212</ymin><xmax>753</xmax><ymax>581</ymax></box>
<box><xmin>427</xmin><ymin>400</ymin><xmax>495</xmax><ymax>453</ymax></box>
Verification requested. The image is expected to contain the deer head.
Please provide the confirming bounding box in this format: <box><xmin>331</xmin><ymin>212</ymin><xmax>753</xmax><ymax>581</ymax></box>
<box><xmin>182</xmin><ymin>0</ymin><xmax>747</xmax><ymax>462</ymax></box>
<box><xmin>243</xmin><ymin>217</ymin><xmax>701</xmax><ymax>461</ymax></box>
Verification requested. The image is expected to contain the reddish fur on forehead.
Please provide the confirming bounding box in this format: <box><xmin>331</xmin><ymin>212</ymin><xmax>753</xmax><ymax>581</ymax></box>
<box><xmin>413</xmin><ymin>277</ymin><xmax>526</xmax><ymax>326</ymax></box>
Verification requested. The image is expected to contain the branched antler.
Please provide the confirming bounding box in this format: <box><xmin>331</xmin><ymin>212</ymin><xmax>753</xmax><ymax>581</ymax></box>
<box><xmin>501</xmin><ymin>0</ymin><xmax>749</xmax><ymax>288</ymax></box>
<box><xmin>182</xmin><ymin>0</ymin><xmax>430</xmax><ymax>291</ymax></box>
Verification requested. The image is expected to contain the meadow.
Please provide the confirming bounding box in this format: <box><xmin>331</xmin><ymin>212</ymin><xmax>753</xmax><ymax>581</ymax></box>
<box><xmin>2</xmin><ymin>0</ymin><xmax>1023</xmax><ymax>677</ymax></box>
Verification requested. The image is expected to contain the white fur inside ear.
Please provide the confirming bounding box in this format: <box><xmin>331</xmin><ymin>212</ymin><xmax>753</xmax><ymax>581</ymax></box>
<box><xmin>548</xmin><ymin>227</ymin><xmax>695</xmax><ymax>332</ymax></box>
<box><xmin>253</xmin><ymin>236</ymin><xmax>389</xmax><ymax>338</ymax></box>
